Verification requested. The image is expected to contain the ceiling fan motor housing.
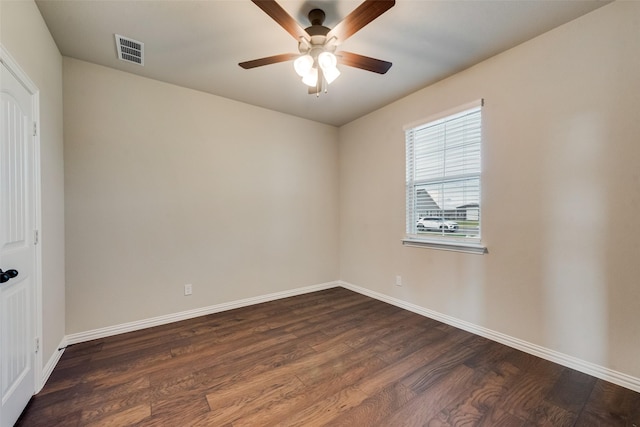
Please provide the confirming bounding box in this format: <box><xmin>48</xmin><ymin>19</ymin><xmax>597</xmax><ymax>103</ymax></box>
<box><xmin>298</xmin><ymin>9</ymin><xmax>339</xmax><ymax>59</ymax></box>
<box><xmin>308</xmin><ymin>9</ymin><xmax>326</xmax><ymax>27</ymax></box>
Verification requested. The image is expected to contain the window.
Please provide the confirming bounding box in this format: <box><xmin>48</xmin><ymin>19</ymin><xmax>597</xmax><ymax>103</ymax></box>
<box><xmin>404</xmin><ymin>100</ymin><xmax>485</xmax><ymax>254</ymax></box>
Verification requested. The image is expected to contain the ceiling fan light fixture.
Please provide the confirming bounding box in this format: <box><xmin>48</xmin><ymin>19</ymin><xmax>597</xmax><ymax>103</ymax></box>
<box><xmin>323</xmin><ymin>66</ymin><xmax>340</xmax><ymax>84</ymax></box>
<box><xmin>318</xmin><ymin>51</ymin><xmax>340</xmax><ymax>84</ymax></box>
<box><xmin>294</xmin><ymin>54</ymin><xmax>314</xmax><ymax>77</ymax></box>
<box><xmin>302</xmin><ymin>67</ymin><xmax>318</xmax><ymax>87</ymax></box>
<box><xmin>240</xmin><ymin>1</ymin><xmax>395</xmax><ymax>95</ymax></box>
<box><xmin>318</xmin><ymin>51</ymin><xmax>336</xmax><ymax>69</ymax></box>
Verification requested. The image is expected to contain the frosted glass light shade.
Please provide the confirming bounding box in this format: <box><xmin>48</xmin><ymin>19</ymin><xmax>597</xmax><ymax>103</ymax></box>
<box><xmin>318</xmin><ymin>51</ymin><xmax>337</xmax><ymax>69</ymax></box>
<box><xmin>322</xmin><ymin>65</ymin><xmax>340</xmax><ymax>84</ymax></box>
<box><xmin>318</xmin><ymin>52</ymin><xmax>340</xmax><ymax>84</ymax></box>
<box><xmin>302</xmin><ymin>67</ymin><xmax>318</xmax><ymax>87</ymax></box>
<box><xmin>294</xmin><ymin>55</ymin><xmax>314</xmax><ymax>77</ymax></box>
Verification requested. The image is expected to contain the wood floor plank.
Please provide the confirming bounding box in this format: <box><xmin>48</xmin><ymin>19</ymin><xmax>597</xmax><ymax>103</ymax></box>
<box><xmin>545</xmin><ymin>368</ymin><xmax>597</xmax><ymax>414</ymax></box>
<box><xmin>272</xmin><ymin>385</ymin><xmax>370</xmax><ymax>427</ymax></box>
<box><xmin>375</xmin><ymin>325</ymin><xmax>449</xmax><ymax>364</ymax></box>
<box><xmin>203</xmin><ymin>374</ymin><xmax>307</xmax><ymax>425</ymax></box>
<box><xmin>400</xmin><ymin>337</ymin><xmax>483</xmax><ymax>394</ymax></box>
<box><xmin>377</xmin><ymin>364</ymin><xmax>478</xmax><ymax>426</ymax></box>
<box><xmin>77</xmin><ymin>378</ymin><xmax>152</xmax><ymax>425</ymax></box>
<box><xmin>15</xmin><ymin>289</ymin><xmax>640</xmax><ymax>426</ymax></box>
<box><xmin>16</xmin><ymin>383</ymin><xmax>91</xmax><ymax>423</ymax></box>
<box><xmin>190</xmin><ymin>341</ymin><xmax>352</xmax><ymax>407</ymax></box>
<box><xmin>230</xmin><ymin>354</ymin><xmax>388</xmax><ymax>426</ymax></box>
<box><xmin>134</xmin><ymin>331</ymin><xmax>299</xmax><ymax>388</ymax></box>
<box><xmin>519</xmin><ymin>402</ymin><xmax>576</xmax><ymax>427</ymax></box>
<box><xmin>32</xmin><ymin>357</ymin><xmax>92</xmax><ymax>398</ymax></box>
<box><xmin>83</xmin><ymin>403</ymin><xmax>151</xmax><ymax>427</ymax></box>
<box><xmin>574</xmin><ymin>379</ymin><xmax>640</xmax><ymax>426</ymax></box>
<box><xmin>497</xmin><ymin>355</ymin><xmax>565</xmax><ymax>420</ymax></box>
<box><xmin>431</xmin><ymin>360</ymin><xmax>520</xmax><ymax>426</ymax></box>
<box><xmin>476</xmin><ymin>407</ymin><xmax>525</xmax><ymax>427</ymax></box>
<box><xmin>326</xmin><ymin>382</ymin><xmax>416</xmax><ymax>426</ymax></box>
<box><xmin>354</xmin><ymin>344</ymin><xmax>437</xmax><ymax>396</ymax></box>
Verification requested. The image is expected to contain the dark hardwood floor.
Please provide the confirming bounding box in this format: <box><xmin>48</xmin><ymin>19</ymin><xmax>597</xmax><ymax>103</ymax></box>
<box><xmin>16</xmin><ymin>287</ymin><xmax>640</xmax><ymax>426</ymax></box>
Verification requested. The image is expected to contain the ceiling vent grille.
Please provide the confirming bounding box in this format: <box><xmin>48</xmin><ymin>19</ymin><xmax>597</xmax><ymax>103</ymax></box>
<box><xmin>115</xmin><ymin>34</ymin><xmax>144</xmax><ymax>66</ymax></box>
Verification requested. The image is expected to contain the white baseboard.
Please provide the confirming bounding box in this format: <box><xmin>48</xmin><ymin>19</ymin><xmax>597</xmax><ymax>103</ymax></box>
<box><xmin>38</xmin><ymin>337</ymin><xmax>67</xmax><ymax>393</ymax></box>
<box><xmin>65</xmin><ymin>281</ymin><xmax>340</xmax><ymax>345</ymax></box>
<box><xmin>338</xmin><ymin>280</ymin><xmax>640</xmax><ymax>394</ymax></box>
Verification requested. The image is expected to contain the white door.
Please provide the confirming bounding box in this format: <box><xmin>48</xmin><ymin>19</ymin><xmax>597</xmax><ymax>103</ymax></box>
<box><xmin>0</xmin><ymin>58</ymin><xmax>37</xmax><ymax>427</ymax></box>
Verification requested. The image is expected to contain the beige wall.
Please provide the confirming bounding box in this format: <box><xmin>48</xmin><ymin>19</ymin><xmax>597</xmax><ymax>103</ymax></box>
<box><xmin>0</xmin><ymin>1</ymin><xmax>66</xmax><ymax>370</ymax></box>
<box><xmin>63</xmin><ymin>58</ymin><xmax>339</xmax><ymax>333</ymax></box>
<box><xmin>339</xmin><ymin>1</ymin><xmax>640</xmax><ymax>379</ymax></box>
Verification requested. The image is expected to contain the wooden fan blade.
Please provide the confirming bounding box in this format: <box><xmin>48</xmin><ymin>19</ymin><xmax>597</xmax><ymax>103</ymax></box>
<box><xmin>251</xmin><ymin>0</ymin><xmax>309</xmax><ymax>41</ymax></box>
<box><xmin>326</xmin><ymin>0</ymin><xmax>395</xmax><ymax>43</ymax></box>
<box><xmin>239</xmin><ymin>53</ymin><xmax>299</xmax><ymax>69</ymax></box>
<box><xmin>337</xmin><ymin>51</ymin><xmax>392</xmax><ymax>74</ymax></box>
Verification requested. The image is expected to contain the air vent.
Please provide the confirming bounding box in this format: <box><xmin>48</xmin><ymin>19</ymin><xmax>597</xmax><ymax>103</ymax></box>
<box><xmin>115</xmin><ymin>34</ymin><xmax>144</xmax><ymax>66</ymax></box>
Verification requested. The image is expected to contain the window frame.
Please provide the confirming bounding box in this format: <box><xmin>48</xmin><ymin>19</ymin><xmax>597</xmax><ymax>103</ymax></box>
<box><xmin>402</xmin><ymin>99</ymin><xmax>487</xmax><ymax>254</ymax></box>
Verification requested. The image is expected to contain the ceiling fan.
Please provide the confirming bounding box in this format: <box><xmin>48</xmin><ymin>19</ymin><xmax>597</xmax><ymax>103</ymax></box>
<box><xmin>239</xmin><ymin>0</ymin><xmax>395</xmax><ymax>95</ymax></box>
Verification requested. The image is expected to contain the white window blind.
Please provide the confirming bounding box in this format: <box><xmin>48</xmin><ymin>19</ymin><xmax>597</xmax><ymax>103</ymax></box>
<box><xmin>405</xmin><ymin>101</ymin><xmax>483</xmax><ymax>246</ymax></box>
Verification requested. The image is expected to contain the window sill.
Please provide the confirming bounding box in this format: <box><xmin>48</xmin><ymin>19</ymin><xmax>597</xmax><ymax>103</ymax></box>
<box><xmin>402</xmin><ymin>237</ymin><xmax>487</xmax><ymax>255</ymax></box>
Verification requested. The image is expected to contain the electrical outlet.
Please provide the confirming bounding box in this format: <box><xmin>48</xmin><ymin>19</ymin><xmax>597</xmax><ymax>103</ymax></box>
<box><xmin>184</xmin><ymin>284</ymin><xmax>192</xmax><ymax>296</ymax></box>
<box><xmin>395</xmin><ymin>275</ymin><xmax>402</xmax><ymax>287</ymax></box>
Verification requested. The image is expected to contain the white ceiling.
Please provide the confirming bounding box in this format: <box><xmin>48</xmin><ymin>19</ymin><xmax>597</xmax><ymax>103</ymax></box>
<box><xmin>36</xmin><ymin>0</ymin><xmax>608</xmax><ymax>127</ymax></box>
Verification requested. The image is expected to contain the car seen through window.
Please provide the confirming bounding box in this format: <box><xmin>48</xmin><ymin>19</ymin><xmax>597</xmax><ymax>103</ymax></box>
<box><xmin>416</xmin><ymin>217</ymin><xmax>459</xmax><ymax>232</ymax></box>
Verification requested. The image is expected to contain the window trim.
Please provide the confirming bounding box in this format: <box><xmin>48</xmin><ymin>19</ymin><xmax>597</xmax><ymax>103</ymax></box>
<box><xmin>402</xmin><ymin>237</ymin><xmax>487</xmax><ymax>254</ymax></box>
<box><xmin>403</xmin><ymin>99</ymin><xmax>484</xmax><ymax>132</ymax></box>
<box><xmin>404</xmin><ymin>99</ymin><xmax>486</xmax><ymax>254</ymax></box>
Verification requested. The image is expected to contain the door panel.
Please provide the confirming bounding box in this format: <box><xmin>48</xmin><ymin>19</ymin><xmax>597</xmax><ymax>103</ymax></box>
<box><xmin>1</xmin><ymin>59</ymin><xmax>36</xmax><ymax>427</ymax></box>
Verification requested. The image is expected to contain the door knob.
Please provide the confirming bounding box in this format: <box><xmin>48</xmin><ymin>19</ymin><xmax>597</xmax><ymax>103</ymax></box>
<box><xmin>0</xmin><ymin>269</ymin><xmax>18</xmax><ymax>283</ymax></box>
